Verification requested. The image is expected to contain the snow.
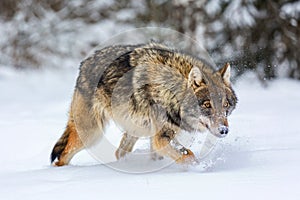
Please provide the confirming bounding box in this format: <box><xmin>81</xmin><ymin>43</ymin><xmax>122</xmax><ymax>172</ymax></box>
<box><xmin>0</xmin><ymin>67</ymin><xmax>300</xmax><ymax>199</ymax></box>
<box><xmin>281</xmin><ymin>1</ymin><xmax>300</xmax><ymax>18</ymax></box>
<box><xmin>224</xmin><ymin>0</ymin><xmax>256</xmax><ymax>28</ymax></box>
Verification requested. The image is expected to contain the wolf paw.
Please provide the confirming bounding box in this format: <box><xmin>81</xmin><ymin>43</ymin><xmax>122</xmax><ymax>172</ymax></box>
<box><xmin>176</xmin><ymin>148</ymin><xmax>199</xmax><ymax>165</ymax></box>
<box><xmin>53</xmin><ymin>160</ymin><xmax>66</xmax><ymax>167</ymax></box>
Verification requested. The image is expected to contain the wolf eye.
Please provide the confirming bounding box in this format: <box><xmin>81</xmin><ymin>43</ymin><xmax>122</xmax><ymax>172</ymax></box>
<box><xmin>224</xmin><ymin>101</ymin><xmax>229</xmax><ymax>108</ymax></box>
<box><xmin>202</xmin><ymin>101</ymin><xmax>211</xmax><ymax>108</ymax></box>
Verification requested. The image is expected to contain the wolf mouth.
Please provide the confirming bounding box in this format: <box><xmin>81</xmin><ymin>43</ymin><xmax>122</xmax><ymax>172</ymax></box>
<box><xmin>200</xmin><ymin>122</ymin><xmax>227</xmax><ymax>138</ymax></box>
<box><xmin>199</xmin><ymin>121</ymin><xmax>210</xmax><ymax>131</ymax></box>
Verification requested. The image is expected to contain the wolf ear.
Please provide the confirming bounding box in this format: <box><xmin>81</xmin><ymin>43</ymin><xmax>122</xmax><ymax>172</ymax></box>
<box><xmin>188</xmin><ymin>66</ymin><xmax>204</xmax><ymax>88</ymax></box>
<box><xmin>219</xmin><ymin>63</ymin><xmax>231</xmax><ymax>85</ymax></box>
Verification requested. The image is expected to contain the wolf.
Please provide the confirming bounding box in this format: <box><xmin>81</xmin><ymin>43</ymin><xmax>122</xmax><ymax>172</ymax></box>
<box><xmin>50</xmin><ymin>42</ymin><xmax>237</xmax><ymax>166</ymax></box>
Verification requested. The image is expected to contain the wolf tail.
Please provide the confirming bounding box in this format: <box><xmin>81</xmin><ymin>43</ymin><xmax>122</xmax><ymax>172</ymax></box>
<box><xmin>50</xmin><ymin>124</ymin><xmax>71</xmax><ymax>164</ymax></box>
<box><xmin>50</xmin><ymin>117</ymin><xmax>83</xmax><ymax>166</ymax></box>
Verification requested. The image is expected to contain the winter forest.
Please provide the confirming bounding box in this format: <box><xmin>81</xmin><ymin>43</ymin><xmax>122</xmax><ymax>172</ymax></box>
<box><xmin>1</xmin><ymin>0</ymin><xmax>299</xmax><ymax>80</ymax></box>
<box><xmin>0</xmin><ymin>1</ymin><xmax>300</xmax><ymax>200</ymax></box>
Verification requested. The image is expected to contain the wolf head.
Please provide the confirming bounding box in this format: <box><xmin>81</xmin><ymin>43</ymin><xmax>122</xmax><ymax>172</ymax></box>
<box><xmin>181</xmin><ymin>63</ymin><xmax>237</xmax><ymax>138</ymax></box>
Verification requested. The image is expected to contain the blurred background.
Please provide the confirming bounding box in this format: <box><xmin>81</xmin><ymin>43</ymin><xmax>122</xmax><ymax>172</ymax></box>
<box><xmin>0</xmin><ymin>0</ymin><xmax>299</xmax><ymax>82</ymax></box>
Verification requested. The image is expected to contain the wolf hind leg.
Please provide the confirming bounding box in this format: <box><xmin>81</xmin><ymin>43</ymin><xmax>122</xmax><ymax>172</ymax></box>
<box><xmin>51</xmin><ymin>90</ymin><xmax>107</xmax><ymax>166</ymax></box>
<box><xmin>115</xmin><ymin>132</ymin><xmax>138</xmax><ymax>160</ymax></box>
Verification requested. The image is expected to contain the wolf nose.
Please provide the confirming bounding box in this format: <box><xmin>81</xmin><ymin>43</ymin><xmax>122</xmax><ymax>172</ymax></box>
<box><xmin>219</xmin><ymin>126</ymin><xmax>229</xmax><ymax>135</ymax></box>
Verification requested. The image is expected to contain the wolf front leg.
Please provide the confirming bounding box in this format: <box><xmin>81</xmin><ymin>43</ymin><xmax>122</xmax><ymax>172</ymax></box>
<box><xmin>152</xmin><ymin>127</ymin><xmax>197</xmax><ymax>164</ymax></box>
<box><xmin>150</xmin><ymin>137</ymin><xmax>164</xmax><ymax>161</ymax></box>
<box><xmin>115</xmin><ymin>132</ymin><xmax>138</xmax><ymax>160</ymax></box>
<box><xmin>115</xmin><ymin>133</ymin><xmax>164</xmax><ymax>160</ymax></box>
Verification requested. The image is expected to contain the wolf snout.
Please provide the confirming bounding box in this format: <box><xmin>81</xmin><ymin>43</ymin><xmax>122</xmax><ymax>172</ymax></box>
<box><xmin>218</xmin><ymin>125</ymin><xmax>229</xmax><ymax>136</ymax></box>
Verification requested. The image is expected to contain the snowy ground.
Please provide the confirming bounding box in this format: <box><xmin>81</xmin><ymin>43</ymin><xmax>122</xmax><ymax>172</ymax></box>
<box><xmin>0</xmin><ymin>67</ymin><xmax>300</xmax><ymax>200</ymax></box>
